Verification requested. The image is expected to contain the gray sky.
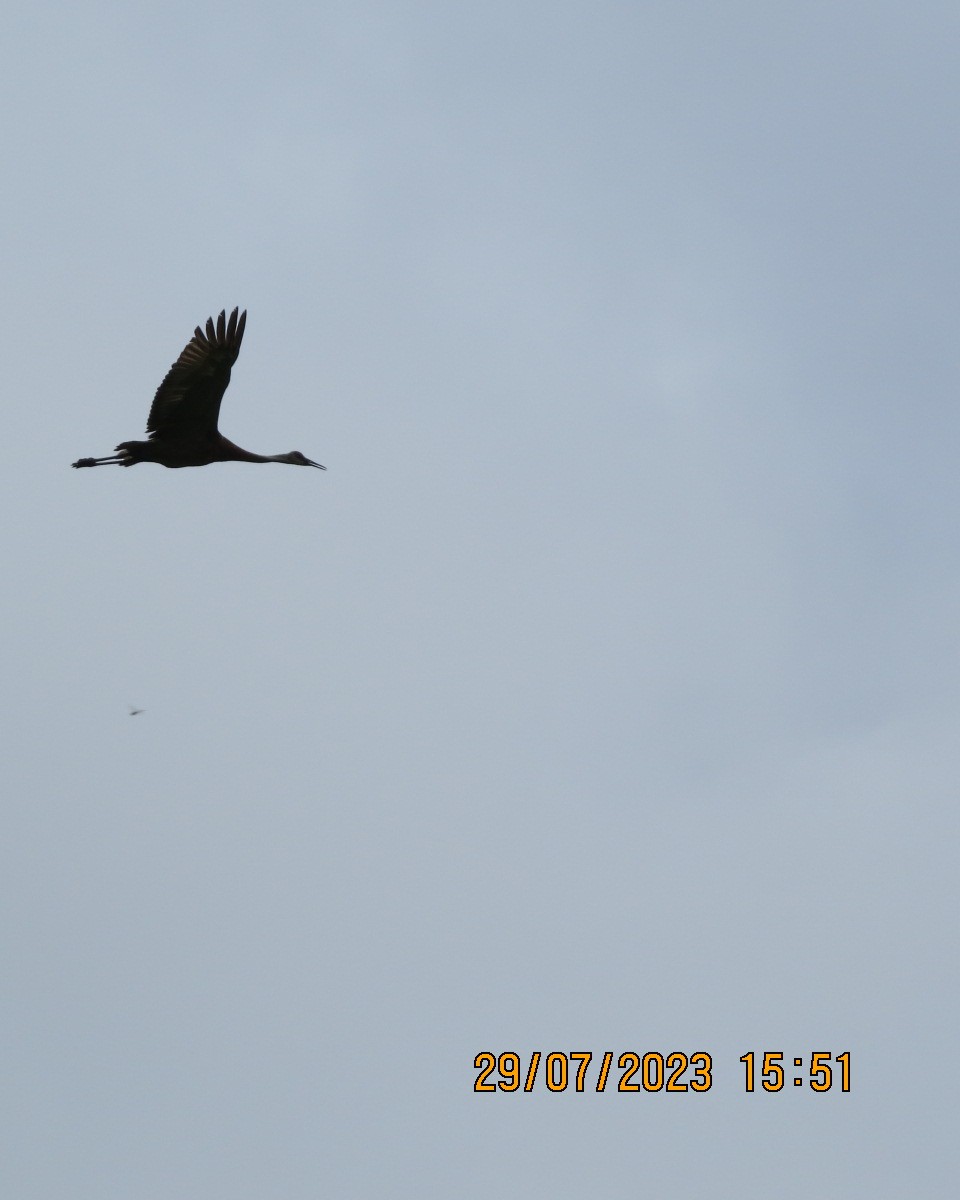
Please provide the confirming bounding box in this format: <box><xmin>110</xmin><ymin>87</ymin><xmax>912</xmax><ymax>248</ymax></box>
<box><xmin>2</xmin><ymin>1</ymin><xmax>958</xmax><ymax>1195</ymax></box>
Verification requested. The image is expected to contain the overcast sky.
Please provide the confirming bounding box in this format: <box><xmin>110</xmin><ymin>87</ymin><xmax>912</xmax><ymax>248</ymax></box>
<box><xmin>2</xmin><ymin>1</ymin><xmax>958</xmax><ymax>1195</ymax></box>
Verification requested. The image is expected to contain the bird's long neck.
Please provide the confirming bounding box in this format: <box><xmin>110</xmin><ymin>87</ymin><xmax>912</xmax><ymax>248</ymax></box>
<box><xmin>217</xmin><ymin>437</ymin><xmax>274</xmax><ymax>463</ymax></box>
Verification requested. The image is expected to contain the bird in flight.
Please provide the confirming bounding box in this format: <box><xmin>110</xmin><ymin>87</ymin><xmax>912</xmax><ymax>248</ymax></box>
<box><xmin>128</xmin><ymin>706</ymin><xmax>145</xmax><ymax>717</ymax></box>
<box><xmin>73</xmin><ymin>308</ymin><xmax>325</xmax><ymax>470</ymax></box>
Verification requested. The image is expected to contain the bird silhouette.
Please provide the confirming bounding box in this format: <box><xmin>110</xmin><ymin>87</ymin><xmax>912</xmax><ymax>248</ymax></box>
<box><xmin>128</xmin><ymin>706</ymin><xmax>145</xmax><ymax>717</ymax></box>
<box><xmin>72</xmin><ymin>308</ymin><xmax>325</xmax><ymax>470</ymax></box>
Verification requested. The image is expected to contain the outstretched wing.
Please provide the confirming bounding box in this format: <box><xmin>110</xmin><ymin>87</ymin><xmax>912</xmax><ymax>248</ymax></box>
<box><xmin>146</xmin><ymin>308</ymin><xmax>247</xmax><ymax>439</ymax></box>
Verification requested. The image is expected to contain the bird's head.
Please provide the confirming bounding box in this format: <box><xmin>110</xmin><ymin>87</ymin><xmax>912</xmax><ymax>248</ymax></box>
<box><xmin>279</xmin><ymin>451</ymin><xmax>326</xmax><ymax>469</ymax></box>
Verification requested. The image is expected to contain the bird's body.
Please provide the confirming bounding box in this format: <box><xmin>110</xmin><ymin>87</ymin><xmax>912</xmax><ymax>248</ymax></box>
<box><xmin>72</xmin><ymin>308</ymin><xmax>324</xmax><ymax>471</ymax></box>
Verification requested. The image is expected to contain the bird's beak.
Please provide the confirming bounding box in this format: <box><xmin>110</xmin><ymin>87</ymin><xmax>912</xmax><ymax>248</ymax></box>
<box><xmin>307</xmin><ymin>459</ymin><xmax>326</xmax><ymax>469</ymax></box>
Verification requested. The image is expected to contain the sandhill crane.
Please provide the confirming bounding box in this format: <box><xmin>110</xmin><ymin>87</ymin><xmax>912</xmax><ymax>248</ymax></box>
<box><xmin>72</xmin><ymin>308</ymin><xmax>325</xmax><ymax>470</ymax></box>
